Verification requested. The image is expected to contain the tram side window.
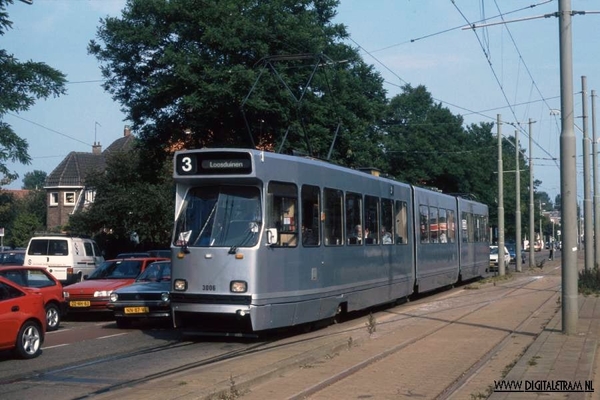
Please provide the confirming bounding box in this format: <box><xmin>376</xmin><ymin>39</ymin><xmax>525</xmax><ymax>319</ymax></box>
<box><xmin>395</xmin><ymin>200</ymin><xmax>408</xmax><ymax>245</ymax></box>
<box><xmin>429</xmin><ymin>207</ymin><xmax>439</xmax><ymax>243</ymax></box>
<box><xmin>301</xmin><ymin>185</ymin><xmax>320</xmax><ymax>246</ymax></box>
<box><xmin>323</xmin><ymin>188</ymin><xmax>343</xmax><ymax>246</ymax></box>
<box><xmin>381</xmin><ymin>199</ymin><xmax>394</xmax><ymax>245</ymax></box>
<box><xmin>364</xmin><ymin>195</ymin><xmax>379</xmax><ymax>245</ymax></box>
<box><xmin>439</xmin><ymin>209</ymin><xmax>448</xmax><ymax>243</ymax></box>
<box><xmin>461</xmin><ymin>212</ymin><xmax>469</xmax><ymax>243</ymax></box>
<box><xmin>346</xmin><ymin>192</ymin><xmax>363</xmax><ymax>245</ymax></box>
<box><xmin>268</xmin><ymin>182</ymin><xmax>298</xmax><ymax>247</ymax></box>
<box><xmin>447</xmin><ymin>210</ymin><xmax>456</xmax><ymax>243</ymax></box>
<box><xmin>419</xmin><ymin>205</ymin><xmax>429</xmax><ymax>243</ymax></box>
<box><xmin>474</xmin><ymin>214</ymin><xmax>481</xmax><ymax>242</ymax></box>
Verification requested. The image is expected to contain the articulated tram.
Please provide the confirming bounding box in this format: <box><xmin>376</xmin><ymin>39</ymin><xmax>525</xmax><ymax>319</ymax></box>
<box><xmin>170</xmin><ymin>148</ymin><xmax>489</xmax><ymax>333</ymax></box>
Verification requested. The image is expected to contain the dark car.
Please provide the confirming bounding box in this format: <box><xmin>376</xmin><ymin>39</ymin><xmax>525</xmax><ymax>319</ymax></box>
<box><xmin>506</xmin><ymin>243</ymin><xmax>526</xmax><ymax>265</ymax></box>
<box><xmin>107</xmin><ymin>261</ymin><xmax>171</xmax><ymax>328</ymax></box>
<box><xmin>64</xmin><ymin>257</ymin><xmax>168</xmax><ymax>313</ymax></box>
<box><xmin>116</xmin><ymin>252</ymin><xmax>151</xmax><ymax>259</ymax></box>
<box><xmin>0</xmin><ymin>266</ymin><xmax>66</xmax><ymax>331</ymax></box>
<box><xmin>0</xmin><ymin>249</ymin><xmax>25</xmax><ymax>265</ymax></box>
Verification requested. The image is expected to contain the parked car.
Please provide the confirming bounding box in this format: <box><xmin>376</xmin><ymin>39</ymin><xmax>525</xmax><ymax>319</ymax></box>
<box><xmin>108</xmin><ymin>261</ymin><xmax>171</xmax><ymax>328</ymax></box>
<box><xmin>24</xmin><ymin>235</ymin><xmax>104</xmax><ymax>285</ymax></box>
<box><xmin>0</xmin><ymin>249</ymin><xmax>25</xmax><ymax>265</ymax></box>
<box><xmin>489</xmin><ymin>245</ymin><xmax>510</xmax><ymax>271</ymax></box>
<box><xmin>147</xmin><ymin>249</ymin><xmax>171</xmax><ymax>258</ymax></box>
<box><xmin>63</xmin><ymin>257</ymin><xmax>168</xmax><ymax>313</ymax></box>
<box><xmin>505</xmin><ymin>244</ymin><xmax>526</xmax><ymax>265</ymax></box>
<box><xmin>116</xmin><ymin>252</ymin><xmax>151</xmax><ymax>259</ymax></box>
<box><xmin>0</xmin><ymin>266</ymin><xmax>66</xmax><ymax>331</ymax></box>
<box><xmin>0</xmin><ymin>276</ymin><xmax>46</xmax><ymax>359</ymax></box>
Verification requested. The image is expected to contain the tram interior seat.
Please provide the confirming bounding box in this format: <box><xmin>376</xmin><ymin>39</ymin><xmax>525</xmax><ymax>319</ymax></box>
<box><xmin>348</xmin><ymin>237</ymin><xmax>358</xmax><ymax>245</ymax></box>
<box><xmin>365</xmin><ymin>237</ymin><xmax>375</xmax><ymax>245</ymax></box>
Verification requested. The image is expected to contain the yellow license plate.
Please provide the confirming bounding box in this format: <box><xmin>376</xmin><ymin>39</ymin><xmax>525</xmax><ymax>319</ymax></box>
<box><xmin>124</xmin><ymin>307</ymin><xmax>149</xmax><ymax>314</ymax></box>
<box><xmin>70</xmin><ymin>301</ymin><xmax>91</xmax><ymax>307</ymax></box>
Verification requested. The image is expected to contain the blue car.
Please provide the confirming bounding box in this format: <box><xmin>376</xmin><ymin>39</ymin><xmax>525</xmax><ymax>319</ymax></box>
<box><xmin>505</xmin><ymin>243</ymin><xmax>526</xmax><ymax>264</ymax></box>
<box><xmin>107</xmin><ymin>261</ymin><xmax>171</xmax><ymax>328</ymax></box>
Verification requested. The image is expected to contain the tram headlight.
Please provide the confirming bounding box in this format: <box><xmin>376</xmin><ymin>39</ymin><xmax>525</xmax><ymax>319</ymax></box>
<box><xmin>174</xmin><ymin>279</ymin><xmax>187</xmax><ymax>291</ymax></box>
<box><xmin>230</xmin><ymin>280</ymin><xmax>247</xmax><ymax>293</ymax></box>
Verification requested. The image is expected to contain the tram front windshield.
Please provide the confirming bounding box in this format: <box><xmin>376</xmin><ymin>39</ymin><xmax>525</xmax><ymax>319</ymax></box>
<box><xmin>173</xmin><ymin>186</ymin><xmax>261</xmax><ymax>248</ymax></box>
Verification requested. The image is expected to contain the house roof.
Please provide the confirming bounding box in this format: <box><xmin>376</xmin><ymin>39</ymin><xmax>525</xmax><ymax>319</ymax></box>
<box><xmin>45</xmin><ymin>133</ymin><xmax>136</xmax><ymax>188</ymax></box>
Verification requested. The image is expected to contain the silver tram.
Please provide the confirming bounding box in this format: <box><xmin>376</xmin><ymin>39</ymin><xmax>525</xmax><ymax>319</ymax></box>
<box><xmin>170</xmin><ymin>148</ymin><xmax>489</xmax><ymax>333</ymax></box>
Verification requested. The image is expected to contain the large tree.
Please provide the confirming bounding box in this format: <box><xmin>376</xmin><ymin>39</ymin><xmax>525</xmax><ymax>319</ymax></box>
<box><xmin>0</xmin><ymin>0</ymin><xmax>67</xmax><ymax>185</ymax></box>
<box><xmin>88</xmin><ymin>0</ymin><xmax>387</xmax><ymax>173</ymax></box>
<box><xmin>22</xmin><ymin>169</ymin><xmax>47</xmax><ymax>190</ymax></box>
<box><xmin>67</xmin><ymin>149</ymin><xmax>174</xmax><ymax>257</ymax></box>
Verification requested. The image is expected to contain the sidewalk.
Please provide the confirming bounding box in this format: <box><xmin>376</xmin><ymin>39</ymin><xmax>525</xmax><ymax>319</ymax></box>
<box><xmin>489</xmin><ymin>256</ymin><xmax>600</xmax><ymax>400</ymax></box>
<box><xmin>97</xmin><ymin>254</ymin><xmax>600</xmax><ymax>400</ymax></box>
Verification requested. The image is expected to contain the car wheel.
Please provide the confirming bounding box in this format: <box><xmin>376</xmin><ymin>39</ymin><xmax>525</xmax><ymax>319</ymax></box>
<box><xmin>45</xmin><ymin>303</ymin><xmax>61</xmax><ymax>331</ymax></box>
<box><xmin>13</xmin><ymin>320</ymin><xmax>43</xmax><ymax>359</ymax></box>
<box><xmin>115</xmin><ymin>318</ymin><xmax>133</xmax><ymax>329</ymax></box>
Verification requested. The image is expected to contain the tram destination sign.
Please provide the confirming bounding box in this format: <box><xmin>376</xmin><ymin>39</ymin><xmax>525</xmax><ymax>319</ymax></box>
<box><xmin>176</xmin><ymin>151</ymin><xmax>253</xmax><ymax>175</ymax></box>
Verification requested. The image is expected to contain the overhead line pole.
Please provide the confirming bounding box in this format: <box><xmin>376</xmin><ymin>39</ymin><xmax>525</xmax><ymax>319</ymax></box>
<box><xmin>559</xmin><ymin>0</ymin><xmax>578</xmax><ymax>334</ymax></box>
<box><xmin>529</xmin><ymin>119</ymin><xmax>536</xmax><ymax>269</ymax></box>
<box><xmin>582</xmin><ymin>76</ymin><xmax>593</xmax><ymax>272</ymax></box>
<box><xmin>593</xmin><ymin>90</ymin><xmax>600</xmax><ymax>269</ymax></box>
<box><xmin>498</xmin><ymin>114</ymin><xmax>506</xmax><ymax>276</ymax></box>
<box><xmin>515</xmin><ymin>129</ymin><xmax>522</xmax><ymax>272</ymax></box>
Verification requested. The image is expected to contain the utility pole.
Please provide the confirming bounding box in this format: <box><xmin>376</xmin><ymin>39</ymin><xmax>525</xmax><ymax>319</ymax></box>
<box><xmin>529</xmin><ymin>119</ymin><xmax>536</xmax><ymax>269</ymax></box>
<box><xmin>540</xmin><ymin>200</ymin><xmax>544</xmax><ymax>246</ymax></box>
<box><xmin>593</xmin><ymin>90</ymin><xmax>600</xmax><ymax>269</ymax></box>
<box><xmin>515</xmin><ymin>129</ymin><xmax>522</xmax><ymax>272</ymax></box>
<box><xmin>559</xmin><ymin>0</ymin><xmax>578</xmax><ymax>334</ymax></box>
<box><xmin>582</xmin><ymin>76</ymin><xmax>593</xmax><ymax>271</ymax></box>
<box><xmin>497</xmin><ymin>114</ymin><xmax>505</xmax><ymax>276</ymax></box>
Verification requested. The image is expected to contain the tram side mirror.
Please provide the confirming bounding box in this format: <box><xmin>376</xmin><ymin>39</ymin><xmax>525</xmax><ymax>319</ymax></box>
<box><xmin>266</xmin><ymin>228</ymin><xmax>278</xmax><ymax>246</ymax></box>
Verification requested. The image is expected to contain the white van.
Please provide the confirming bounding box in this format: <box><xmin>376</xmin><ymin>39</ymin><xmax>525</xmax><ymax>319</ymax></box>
<box><xmin>24</xmin><ymin>235</ymin><xmax>104</xmax><ymax>285</ymax></box>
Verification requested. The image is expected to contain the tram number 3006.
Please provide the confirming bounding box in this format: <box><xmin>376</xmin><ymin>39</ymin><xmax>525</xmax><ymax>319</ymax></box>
<box><xmin>202</xmin><ymin>285</ymin><xmax>216</xmax><ymax>291</ymax></box>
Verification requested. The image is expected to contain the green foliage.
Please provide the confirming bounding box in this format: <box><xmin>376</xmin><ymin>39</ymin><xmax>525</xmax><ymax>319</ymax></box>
<box><xmin>9</xmin><ymin>212</ymin><xmax>40</xmax><ymax>248</ymax></box>
<box><xmin>22</xmin><ymin>170</ymin><xmax>47</xmax><ymax>190</ymax></box>
<box><xmin>579</xmin><ymin>267</ymin><xmax>600</xmax><ymax>295</ymax></box>
<box><xmin>0</xmin><ymin>0</ymin><xmax>67</xmax><ymax>185</ymax></box>
<box><xmin>0</xmin><ymin>188</ymin><xmax>45</xmax><ymax>248</ymax></box>
<box><xmin>89</xmin><ymin>0</ymin><xmax>386</xmax><ymax>174</ymax></box>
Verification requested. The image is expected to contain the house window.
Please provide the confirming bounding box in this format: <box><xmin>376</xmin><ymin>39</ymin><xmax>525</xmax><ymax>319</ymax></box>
<box><xmin>64</xmin><ymin>192</ymin><xmax>76</xmax><ymax>206</ymax></box>
<box><xmin>84</xmin><ymin>190</ymin><xmax>96</xmax><ymax>204</ymax></box>
<box><xmin>49</xmin><ymin>192</ymin><xmax>58</xmax><ymax>206</ymax></box>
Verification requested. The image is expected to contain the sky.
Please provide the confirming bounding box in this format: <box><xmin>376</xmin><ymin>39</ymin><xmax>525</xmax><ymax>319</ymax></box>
<box><xmin>3</xmin><ymin>0</ymin><xmax>600</xmax><ymax>207</ymax></box>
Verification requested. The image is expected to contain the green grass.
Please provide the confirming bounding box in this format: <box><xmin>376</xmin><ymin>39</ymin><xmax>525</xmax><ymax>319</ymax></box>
<box><xmin>579</xmin><ymin>267</ymin><xmax>600</xmax><ymax>296</ymax></box>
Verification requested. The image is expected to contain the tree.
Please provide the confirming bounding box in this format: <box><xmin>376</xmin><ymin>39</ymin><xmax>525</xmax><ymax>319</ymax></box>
<box><xmin>67</xmin><ymin>149</ymin><xmax>174</xmax><ymax>257</ymax></box>
<box><xmin>88</xmin><ymin>0</ymin><xmax>387</xmax><ymax>174</ymax></box>
<box><xmin>0</xmin><ymin>0</ymin><xmax>67</xmax><ymax>185</ymax></box>
<box><xmin>22</xmin><ymin>170</ymin><xmax>47</xmax><ymax>190</ymax></box>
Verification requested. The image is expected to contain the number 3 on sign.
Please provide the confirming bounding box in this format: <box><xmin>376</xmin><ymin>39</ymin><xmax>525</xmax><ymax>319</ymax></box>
<box><xmin>181</xmin><ymin>156</ymin><xmax>193</xmax><ymax>172</ymax></box>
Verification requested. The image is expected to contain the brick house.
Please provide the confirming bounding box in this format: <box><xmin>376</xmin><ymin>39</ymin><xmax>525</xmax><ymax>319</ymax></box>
<box><xmin>44</xmin><ymin>126</ymin><xmax>135</xmax><ymax>230</ymax></box>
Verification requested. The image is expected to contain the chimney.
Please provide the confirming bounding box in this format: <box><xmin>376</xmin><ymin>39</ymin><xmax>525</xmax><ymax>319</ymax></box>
<box><xmin>124</xmin><ymin>125</ymin><xmax>131</xmax><ymax>137</ymax></box>
<box><xmin>92</xmin><ymin>142</ymin><xmax>102</xmax><ymax>154</ymax></box>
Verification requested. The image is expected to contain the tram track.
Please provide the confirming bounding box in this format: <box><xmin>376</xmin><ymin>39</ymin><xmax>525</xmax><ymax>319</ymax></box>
<box><xmin>208</xmin><ymin>268</ymin><xmax>559</xmax><ymax>400</ymax></box>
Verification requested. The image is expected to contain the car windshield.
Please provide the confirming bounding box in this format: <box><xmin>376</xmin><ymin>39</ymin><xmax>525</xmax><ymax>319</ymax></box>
<box><xmin>88</xmin><ymin>260</ymin><xmax>143</xmax><ymax>279</ymax></box>
<box><xmin>173</xmin><ymin>185</ymin><xmax>261</xmax><ymax>248</ymax></box>
<box><xmin>136</xmin><ymin>262</ymin><xmax>171</xmax><ymax>282</ymax></box>
<box><xmin>490</xmin><ymin>247</ymin><xmax>499</xmax><ymax>255</ymax></box>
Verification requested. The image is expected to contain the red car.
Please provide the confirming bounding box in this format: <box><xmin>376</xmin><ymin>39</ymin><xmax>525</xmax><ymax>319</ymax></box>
<box><xmin>0</xmin><ymin>276</ymin><xmax>46</xmax><ymax>359</ymax></box>
<box><xmin>0</xmin><ymin>266</ymin><xmax>66</xmax><ymax>331</ymax></box>
<box><xmin>64</xmin><ymin>257</ymin><xmax>168</xmax><ymax>313</ymax></box>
